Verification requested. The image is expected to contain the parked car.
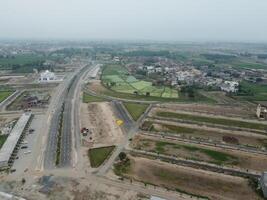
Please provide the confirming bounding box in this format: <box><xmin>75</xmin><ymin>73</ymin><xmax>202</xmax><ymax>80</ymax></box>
<box><xmin>21</xmin><ymin>146</ymin><xmax>28</xmax><ymax>149</ymax></box>
<box><xmin>24</xmin><ymin>150</ymin><xmax>31</xmax><ymax>154</ymax></box>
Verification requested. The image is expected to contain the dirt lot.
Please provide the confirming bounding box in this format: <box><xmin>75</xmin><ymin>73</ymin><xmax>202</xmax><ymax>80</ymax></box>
<box><xmin>86</xmin><ymin>80</ymin><xmax>107</xmax><ymax>94</ymax></box>
<box><xmin>153</xmin><ymin>102</ymin><xmax>256</xmax><ymax>119</ymax></box>
<box><xmin>131</xmin><ymin>135</ymin><xmax>267</xmax><ymax>171</ymax></box>
<box><xmin>80</xmin><ymin>102</ymin><xmax>124</xmax><ymax>147</ymax></box>
<box><xmin>122</xmin><ymin>156</ymin><xmax>261</xmax><ymax>200</ymax></box>
<box><xmin>144</xmin><ymin>119</ymin><xmax>267</xmax><ymax>148</ymax></box>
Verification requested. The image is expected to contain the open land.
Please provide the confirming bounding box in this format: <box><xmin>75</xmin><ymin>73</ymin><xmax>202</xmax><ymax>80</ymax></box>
<box><xmin>114</xmin><ymin>155</ymin><xmax>261</xmax><ymax>200</ymax></box>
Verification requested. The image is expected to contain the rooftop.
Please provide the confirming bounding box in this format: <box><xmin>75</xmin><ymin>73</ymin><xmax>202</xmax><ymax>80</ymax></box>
<box><xmin>0</xmin><ymin>113</ymin><xmax>32</xmax><ymax>168</ymax></box>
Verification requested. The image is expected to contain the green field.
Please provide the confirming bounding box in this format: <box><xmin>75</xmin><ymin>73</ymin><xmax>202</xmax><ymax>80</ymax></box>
<box><xmin>83</xmin><ymin>92</ymin><xmax>106</xmax><ymax>103</ymax></box>
<box><xmin>234</xmin><ymin>81</ymin><xmax>267</xmax><ymax>101</ymax></box>
<box><xmin>0</xmin><ymin>90</ymin><xmax>14</xmax><ymax>103</ymax></box>
<box><xmin>0</xmin><ymin>135</ymin><xmax>8</xmax><ymax>149</ymax></box>
<box><xmin>101</xmin><ymin>65</ymin><xmax>179</xmax><ymax>99</ymax></box>
<box><xmin>88</xmin><ymin>146</ymin><xmax>115</xmax><ymax>168</ymax></box>
<box><xmin>123</xmin><ymin>102</ymin><xmax>149</xmax><ymax>121</ymax></box>
<box><xmin>156</xmin><ymin>111</ymin><xmax>267</xmax><ymax>131</ymax></box>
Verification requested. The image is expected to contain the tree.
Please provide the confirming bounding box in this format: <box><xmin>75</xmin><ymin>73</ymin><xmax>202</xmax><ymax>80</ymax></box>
<box><xmin>118</xmin><ymin>152</ymin><xmax>127</xmax><ymax>161</ymax></box>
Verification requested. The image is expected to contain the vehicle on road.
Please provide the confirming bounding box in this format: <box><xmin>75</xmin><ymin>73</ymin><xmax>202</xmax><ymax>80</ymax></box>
<box><xmin>10</xmin><ymin>169</ymin><xmax>16</xmax><ymax>173</ymax></box>
<box><xmin>24</xmin><ymin>150</ymin><xmax>31</xmax><ymax>154</ymax></box>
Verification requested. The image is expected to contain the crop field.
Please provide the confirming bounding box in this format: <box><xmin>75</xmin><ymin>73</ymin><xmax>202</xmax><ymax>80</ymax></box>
<box><xmin>0</xmin><ymin>90</ymin><xmax>14</xmax><ymax>103</ymax></box>
<box><xmin>115</xmin><ymin>155</ymin><xmax>261</xmax><ymax>200</ymax></box>
<box><xmin>131</xmin><ymin>135</ymin><xmax>267</xmax><ymax>171</ymax></box>
<box><xmin>101</xmin><ymin>65</ymin><xmax>179</xmax><ymax>98</ymax></box>
<box><xmin>155</xmin><ymin>111</ymin><xmax>267</xmax><ymax>132</ymax></box>
<box><xmin>143</xmin><ymin>120</ymin><xmax>267</xmax><ymax>148</ymax></box>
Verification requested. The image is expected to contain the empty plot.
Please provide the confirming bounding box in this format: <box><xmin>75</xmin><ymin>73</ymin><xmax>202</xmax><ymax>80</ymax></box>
<box><xmin>146</xmin><ymin>120</ymin><xmax>267</xmax><ymax>148</ymax></box>
<box><xmin>131</xmin><ymin>135</ymin><xmax>267</xmax><ymax>171</ymax></box>
<box><xmin>156</xmin><ymin>111</ymin><xmax>267</xmax><ymax>131</ymax></box>
<box><xmin>116</xmin><ymin>156</ymin><xmax>261</xmax><ymax>200</ymax></box>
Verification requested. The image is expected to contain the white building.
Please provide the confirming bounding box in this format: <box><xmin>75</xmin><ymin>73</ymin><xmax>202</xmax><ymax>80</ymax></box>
<box><xmin>39</xmin><ymin>70</ymin><xmax>56</xmax><ymax>82</ymax></box>
<box><xmin>260</xmin><ymin>172</ymin><xmax>267</xmax><ymax>198</ymax></box>
<box><xmin>220</xmin><ymin>81</ymin><xmax>239</xmax><ymax>93</ymax></box>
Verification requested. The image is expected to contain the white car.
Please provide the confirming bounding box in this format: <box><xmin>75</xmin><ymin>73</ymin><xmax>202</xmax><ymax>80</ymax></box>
<box><xmin>24</xmin><ymin>150</ymin><xmax>31</xmax><ymax>154</ymax></box>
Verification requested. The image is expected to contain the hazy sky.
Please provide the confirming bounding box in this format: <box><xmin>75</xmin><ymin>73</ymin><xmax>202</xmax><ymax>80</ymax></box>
<box><xmin>1</xmin><ymin>0</ymin><xmax>267</xmax><ymax>42</ymax></box>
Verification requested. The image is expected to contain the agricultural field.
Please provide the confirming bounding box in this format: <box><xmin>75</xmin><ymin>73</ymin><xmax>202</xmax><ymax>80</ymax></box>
<box><xmin>141</xmin><ymin>120</ymin><xmax>267</xmax><ymax>148</ymax></box>
<box><xmin>0</xmin><ymin>90</ymin><xmax>14</xmax><ymax>103</ymax></box>
<box><xmin>114</xmin><ymin>155</ymin><xmax>262</xmax><ymax>200</ymax></box>
<box><xmin>155</xmin><ymin>111</ymin><xmax>267</xmax><ymax>132</ymax></box>
<box><xmin>88</xmin><ymin>146</ymin><xmax>115</xmax><ymax>168</ymax></box>
<box><xmin>131</xmin><ymin>135</ymin><xmax>267</xmax><ymax>171</ymax></box>
<box><xmin>123</xmin><ymin>102</ymin><xmax>149</xmax><ymax>121</ymax></box>
<box><xmin>101</xmin><ymin>65</ymin><xmax>179</xmax><ymax>98</ymax></box>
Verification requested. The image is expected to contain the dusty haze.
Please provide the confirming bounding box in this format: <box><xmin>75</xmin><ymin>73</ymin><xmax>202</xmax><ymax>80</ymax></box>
<box><xmin>1</xmin><ymin>0</ymin><xmax>267</xmax><ymax>42</ymax></box>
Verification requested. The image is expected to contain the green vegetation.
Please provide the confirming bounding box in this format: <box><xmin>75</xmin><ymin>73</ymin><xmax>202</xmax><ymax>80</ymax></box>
<box><xmin>83</xmin><ymin>92</ymin><xmax>106</xmax><ymax>103</ymax></box>
<box><xmin>151</xmin><ymin>140</ymin><xmax>237</xmax><ymax>165</ymax></box>
<box><xmin>88</xmin><ymin>146</ymin><xmax>115</xmax><ymax>168</ymax></box>
<box><xmin>123</xmin><ymin>102</ymin><xmax>149</xmax><ymax>121</ymax></box>
<box><xmin>0</xmin><ymin>135</ymin><xmax>8</xmax><ymax>149</ymax></box>
<box><xmin>156</xmin><ymin>111</ymin><xmax>267</xmax><ymax>131</ymax></box>
<box><xmin>0</xmin><ymin>90</ymin><xmax>14</xmax><ymax>103</ymax></box>
<box><xmin>101</xmin><ymin>64</ymin><xmax>179</xmax><ymax>99</ymax></box>
<box><xmin>113</xmin><ymin>157</ymin><xmax>131</xmax><ymax>176</ymax></box>
<box><xmin>0</xmin><ymin>54</ymin><xmax>46</xmax><ymax>73</ymax></box>
<box><xmin>234</xmin><ymin>81</ymin><xmax>267</xmax><ymax>101</ymax></box>
<box><xmin>55</xmin><ymin>103</ymin><xmax>64</xmax><ymax>166</ymax></box>
<box><xmin>100</xmin><ymin>65</ymin><xmax>213</xmax><ymax>103</ymax></box>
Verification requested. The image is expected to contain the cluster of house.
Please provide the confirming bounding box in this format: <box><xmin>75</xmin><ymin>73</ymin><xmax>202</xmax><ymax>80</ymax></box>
<box><xmin>137</xmin><ymin>64</ymin><xmax>240</xmax><ymax>93</ymax></box>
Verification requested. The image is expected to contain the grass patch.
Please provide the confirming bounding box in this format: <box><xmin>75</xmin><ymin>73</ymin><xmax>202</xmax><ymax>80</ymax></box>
<box><xmin>89</xmin><ymin>146</ymin><xmax>115</xmax><ymax>168</ymax></box>
<box><xmin>136</xmin><ymin>139</ymin><xmax>238</xmax><ymax>165</ymax></box>
<box><xmin>0</xmin><ymin>90</ymin><xmax>14</xmax><ymax>103</ymax></box>
<box><xmin>123</xmin><ymin>102</ymin><xmax>149</xmax><ymax>121</ymax></box>
<box><xmin>83</xmin><ymin>92</ymin><xmax>106</xmax><ymax>103</ymax></box>
<box><xmin>0</xmin><ymin>135</ymin><xmax>8</xmax><ymax>149</ymax></box>
<box><xmin>156</xmin><ymin>111</ymin><xmax>267</xmax><ymax>131</ymax></box>
<box><xmin>113</xmin><ymin>158</ymin><xmax>131</xmax><ymax>176</ymax></box>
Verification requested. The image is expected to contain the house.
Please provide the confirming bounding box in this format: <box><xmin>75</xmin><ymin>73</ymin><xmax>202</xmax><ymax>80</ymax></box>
<box><xmin>256</xmin><ymin>104</ymin><xmax>267</xmax><ymax>120</ymax></box>
<box><xmin>260</xmin><ymin>172</ymin><xmax>267</xmax><ymax>198</ymax></box>
<box><xmin>220</xmin><ymin>81</ymin><xmax>239</xmax><ymax>93</ymax></box>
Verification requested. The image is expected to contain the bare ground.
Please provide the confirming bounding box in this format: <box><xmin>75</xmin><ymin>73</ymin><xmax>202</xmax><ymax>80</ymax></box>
<box><xmin>146</xmin><ymin>119</ymin><xmax>267</xmax><ymax>147</ymax></box>
<box><xmin>80</xmin><ymin>102</ymin><xmax>124</xmax><ymax>147</ymax></box>
<box><xmin>124</xmin><ymin>156</ymin><xmax>261</xmax><ymax>200</ymax></box>
<box><xmin>152</xmin><ymin>102</ymin><xmax>256</xmax><ymax>119</ymax></box>
<box><xmin>131</xmin><ymin>135</ymin><xmax>267</xmax><ymax>172</ymax></box>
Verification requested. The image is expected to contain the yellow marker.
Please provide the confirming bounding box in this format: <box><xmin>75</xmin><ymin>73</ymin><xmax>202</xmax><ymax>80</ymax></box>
<box><xmin>116</xmin><ymin>119</ymin><xmax>124</xmax><ymax>126</ymax></box>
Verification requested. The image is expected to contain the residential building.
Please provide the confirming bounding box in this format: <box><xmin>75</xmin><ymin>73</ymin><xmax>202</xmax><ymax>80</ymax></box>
<box><xmin>256</xmin><ymin>104</ymin><xmax>267</xmax><ymax>120</ymax></box>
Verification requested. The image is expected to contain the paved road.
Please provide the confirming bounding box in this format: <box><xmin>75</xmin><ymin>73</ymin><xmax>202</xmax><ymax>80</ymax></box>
<box><xmin>112</xmin><ymin>100</ymin><xmax>134</xmax><ymax>131</ymax></box>
<box><xmin>43</xmin><ymin>73</ymin><xmax>73</xmax><ymax>169</ymax></box>
<box><xmin>59</xmin><ymin>66</ymin><xmax>89</xmax><ymax>167</ymax></box>
<box><xmin>97</xmin><ymin>101</ymin><xmax>152</xmax><ymax>176</ymax></box>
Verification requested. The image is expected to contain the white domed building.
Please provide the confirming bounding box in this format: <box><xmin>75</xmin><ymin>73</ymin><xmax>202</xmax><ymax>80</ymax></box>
<box><xmin>39</xmin><ymin>70</ymin><xmax>56</xmax><ymax>82</ymax></box>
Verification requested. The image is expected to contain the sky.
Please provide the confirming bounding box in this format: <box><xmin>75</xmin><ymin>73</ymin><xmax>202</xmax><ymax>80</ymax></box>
<box><xmin>1</xmin><ymin>0</ymin><xmax>267</xmax><ymax>42</ymax></box>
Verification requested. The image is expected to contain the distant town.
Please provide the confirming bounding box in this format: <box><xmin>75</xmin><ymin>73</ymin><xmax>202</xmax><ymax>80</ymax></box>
<box><xmin>0</xmin><ymin>41</ymin><xmax>267</xmax><ymax>200</ymax></box>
